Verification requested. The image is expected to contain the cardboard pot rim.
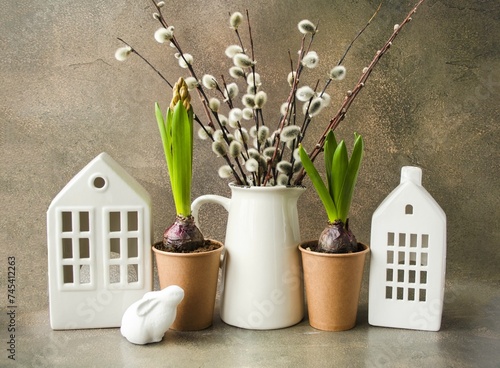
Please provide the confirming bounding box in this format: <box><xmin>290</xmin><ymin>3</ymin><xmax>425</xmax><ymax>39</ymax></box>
<box><xmin>299</xmin><ymin>241</ymin><xmax>369</xmax><ymax>258</ymax></box>
<box><xmin>152</xmin><ymin>239</ymin><xmax>224</xmax><ymax>258</ymax></box>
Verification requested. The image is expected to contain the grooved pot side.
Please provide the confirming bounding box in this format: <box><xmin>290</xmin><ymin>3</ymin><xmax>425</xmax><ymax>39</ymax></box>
<box><xmin>299</xmin><ymin>241</ymin><xmax>369</xmax><ymax>331</ymax></box>
<box><xmin>152</xmin><ymin>240</ymin><xmax>223</xmax><ymax>331</ymax></box>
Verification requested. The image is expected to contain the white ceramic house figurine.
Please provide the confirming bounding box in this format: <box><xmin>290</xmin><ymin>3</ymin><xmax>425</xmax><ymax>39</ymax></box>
<box><xmin>47</xmin><ymin>152</ymin><xmax>153</xmax><ymax>329</ymax></box>
<box><xmin>369</xmin><ymin>166</ymin><xmax>446</xmax><ymax>331</ymax></box>
<box><xmin>120</xmin><ymin>285</ymin><xmax>185</xmax><ymax>345</ymax></box>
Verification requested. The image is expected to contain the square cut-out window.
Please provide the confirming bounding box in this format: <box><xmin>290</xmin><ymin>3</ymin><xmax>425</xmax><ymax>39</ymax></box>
<box><xmin>409</xmin><ymin>252</ymin><xmax>417</xmax><ymax>265</ymax></box>
<box><xmin>128</xmin><ymin>264</ymin><xmax>138</xmax><ymax>283</ymax></box>
<box><xmin>109</xmin><ymin>212</ymin><xmax>121</xmax><ymax>232</ymax></box>
<box><xmin>386</xmin><ymin>268</ymin><xmax>393</xmax><ymax>282</ymax></box>
<box><xmin>110</xmin><ymin>238</ymin><xmax>120</xmax><ymax>258</ymax></box>
<box><xmin>422</xmin><ymin>234</ymin><xmax>429</xmax><ymax>248</ymax></box>
<box><xmin>79</xmin><ymin>238</ymin><xmax>90</xmax><ymax>258</ymax></box>
<box><xmin>79</xmin><ymin>211</ymin><xmax>90</xmax><ymax>232</ymax></box>
<box><xmin>419</xmin><ymin>289</ymin><xmax>427</xmax><ymax>302</ymax></box>
<box><xmin>410</xmin><ymin>233</ymin><xmax>417</xmax><ymax>247</ymax></box>
<box><xmin>387</xmin><ymin>232</ymin><xmax>395</xmax><ymax>246</ymax></box>
<box><xmin>128</xmin><ymin>238</ymin><xmax>138</xmax><ymax>258</ymax></box>
<box><xmin>62</xmin><ymin>212</ymin><xmax>72</xmax><ymax>232</ymax></box>
<box><xmin>385</xmin><ymin>286</ymin><xmax>393</xmax><ymax>299</ymax></box>
<box><xmin>128</xmin><ymin>211</ymin><xmax>138</xmax><ymax>231</ymax></box>
<box><xmin>397</xmin><ymin>287</ymin><xmax>404</xmax><ymax>300</ymax></box>
<box><xmin>63</xmin><ymin>265</ymin><xmax>73</xmax><ymax>284</ymax></box>
<box><xmin>408</xmin><ymin>288</ymin><xmax>415</xmax><ymax>301</ymax></box>
<box><xmin>79</xmin><ymin>265</ymin><xmax>91</xmax><ymax>284</ymax></box>
<box><xmin>398</xmin><ymin>269</ymin><xmax>405</xmax><ymax>282</ymax></box>
<box><xmin>398</xmin><ymin>251</ymin><xmax>406</xmax><ymax>264</ymax></box>
<box><xmin>420</xmin><ymin>271</ymin><xmax>427</xmax><ymax>284</ymax></box>
<box><xmin>409</xmin><ymin>270</ymin><xmax>416</xmax><ymax>283</ymax></box>
<box><xmin>421</xmin><ymin>252</ymin><xmax>428</xmax><ymax>266</ymax></box>
<box><xmin>109</xmin><ymin>265</ymin><xmax>121</xmax><ymax>284</ymax></box>
<box><xmin>398</xmin><ymin>233</ymin><xmax>406</xmax><ymax>247</ymax></box>
<box><xmin>62</xmin><ymin>239</ymin><xmax>72</xmax><ymax>259</ymax></box>
<box><xmin>387</xmin><ymin>251</ymin><xmax>394</xmax><ymax>264</ymax></box>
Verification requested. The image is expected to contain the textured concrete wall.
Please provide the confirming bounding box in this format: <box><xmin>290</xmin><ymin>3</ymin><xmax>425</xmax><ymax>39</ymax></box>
<box><xmin>1</xmin><ymin>0</ymin><xmax>498</xmax><ymax>308</ymax></box>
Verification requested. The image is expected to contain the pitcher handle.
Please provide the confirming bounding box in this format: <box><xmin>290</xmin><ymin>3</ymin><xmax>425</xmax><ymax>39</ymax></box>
<box><xmin>191</xmin><ymin>194</ymin><xmax>231</xmax><ymax>228</ymax></box>
<box><xmin>191</xmin><ymin>194</ymin><xmax>231</xmax><ymax>266</ymax></box>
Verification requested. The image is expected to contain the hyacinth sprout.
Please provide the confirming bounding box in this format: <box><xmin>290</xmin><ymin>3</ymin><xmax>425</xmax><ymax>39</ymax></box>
<box><xmin>155</xmin><ymin>78</ymin><xmax>204</xmax><ymax>252</ymax></box>
<box><xmin>299</xmin><ymin>130</ymin><xmax>364</xmax><ymax>253</ymax></box>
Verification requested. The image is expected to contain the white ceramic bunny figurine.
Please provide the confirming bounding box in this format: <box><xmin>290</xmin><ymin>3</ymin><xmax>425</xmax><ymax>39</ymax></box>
<box><xmin>120</xmin><ymin>285</ymin><xmax>184</xmax><ymax>344</ymax></box>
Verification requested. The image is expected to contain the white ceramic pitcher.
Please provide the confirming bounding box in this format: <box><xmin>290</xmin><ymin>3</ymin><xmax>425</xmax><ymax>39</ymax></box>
<box><xmin>191</xmin><ymin>183</ymin><xmax>305</xmax><ymax>330</ymax></box>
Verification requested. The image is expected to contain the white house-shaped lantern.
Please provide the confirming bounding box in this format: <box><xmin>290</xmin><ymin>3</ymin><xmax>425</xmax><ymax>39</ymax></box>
<box><xmin>47</xmin><ymin>152</ymin><xmax>152</xmax><ymax>330</ymax></box>
<box><xmin>368</xmin><ymin>166</ymin><xmax>446</xmax><ymax>331</ymax></box>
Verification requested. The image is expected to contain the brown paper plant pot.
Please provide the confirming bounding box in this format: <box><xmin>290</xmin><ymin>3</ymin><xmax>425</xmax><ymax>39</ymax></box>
<box><xmin>299</xmin><ymin>241</ymin><xmax>370</xmax><ymax>331</ymax></box>
<box><xmin>152</xmin><ymin>240</ymin><xmax>224</xmax><ymax>331</ymax></box>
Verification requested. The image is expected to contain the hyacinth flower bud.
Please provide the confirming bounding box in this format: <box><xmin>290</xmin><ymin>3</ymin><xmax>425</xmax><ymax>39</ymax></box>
<box><xmin>170</xmin><ymin>77</ymin><xmax>191</xmax><ymax>110</ymax></box>
<box><xmin>154</xmin><ymin>26</ymin><xmax>175</xmax><ymax>43</ymax></box>
<box><xmin>233</xmin><ymin>53</ymin><xmax>255</xmax><ymax>68</ymax></box>
<box><xmin>229</xmin><ymin>66</ymin><xmax>245</xmax><ymax>78</ymax></box>
<box><xmin>302</xmin><ymin>51</ymin><xmax>319</xmax><ymax>69</ymax></box>
<box><xmin>280</xmin><ymin>125</ymin><xmax>301</xmax><ymax>143</ymax></box>
<box><xmin>115</xmin><ymin>46</ymin><xmax>132</xmax><ymax>61</ymax></box>
<box><xmin>212</xmin><ymin>141</ymin><xmax>227</xmax><ymax>157</ymax></box>
<box><xmin>296</xmin><ymin>86</ymin><xmax>315</xmax><ymax>101</ymax></box>
<box><xmin>209</xmin><ymin>98</ymin><xmax>221</xmax><ymax>112</ymax></box>
<box><xmin>230</xmin><ymin>12</ymin><xmax>244</xmax><ymax>30</ymax></box>
<box><xmin>218</xmin><ymin>165</ymin><xmax>233</xmax><ymax>179</ymax></box>
<box><xmin>329</xmin><ymin>65</ymin><xmax>347</xmax><ymax>81</ymax></box>
<box><xmin>225</xmin><ymin>45</ymin><xmax>244</xmax><ymax>58</ymax></box>
<box><xmin>202</xmin><ymin>74</ymin><xmax>218</xmax><ymax>89</ymax></box>
<box><xmin>178</xmin><ymin>53</ymin><xmax>193</xmax><ymax>69</ymax></box>
<box><xmin>254</xmin><ymin>91</ymin><xmax>267</xmax><ymax>108</ymax></box>
<box><xmin>298</xmin><ymin>19</ymin><xmax>317</xmax><ymax>35</ymax></box>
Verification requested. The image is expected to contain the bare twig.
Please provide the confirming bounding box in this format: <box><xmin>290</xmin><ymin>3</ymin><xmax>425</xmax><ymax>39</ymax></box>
<box><xmin>294</xmin><ymin>0</ymin><xmax>426</xmax><ymax>185</ymax></box>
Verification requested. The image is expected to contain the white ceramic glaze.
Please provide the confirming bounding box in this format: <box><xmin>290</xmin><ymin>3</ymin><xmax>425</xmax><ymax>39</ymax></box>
<box><xmin>47</xmin><ymin>152</ymin><xmax>153</xmax><ymax>330</ymax></box>
<box><xmin>192</xmin><ymin>184</ymin><xmax>305</xmax><ymax>330</ymax></box>
<box><xmin>121</xmin><ymin>285</ymin><xmax>184</xmax><ymax>345</ymax></box>
<box><xmin>369</xmin><ymin>166</ymin><xmax>447</xmax><ymax>331</ymax></box>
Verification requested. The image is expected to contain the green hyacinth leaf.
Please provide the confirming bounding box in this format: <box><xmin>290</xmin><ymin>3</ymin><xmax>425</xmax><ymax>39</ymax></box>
<box><xmin>171</xmin><ymin>100</ymin><xmax>193</xmax><ymax>217</ymax></box>
<box><xmin>338</xmin><ymin>134</ymin><xmax>364</xmax><ymax>223</ymax></box>
<box><xmin>331</xmin><ymin>140</ymin><xmax>348</xmax><ymax>218</ymax></box>
<box><xmin>323</xmin><ymin>130</ymin><xmax>338</xmax><ymax>201</ymax></box>
<box><xmin>298</xmin><ymin>144</ymin><xmax>337</xmax><ymax>222</ymax></box>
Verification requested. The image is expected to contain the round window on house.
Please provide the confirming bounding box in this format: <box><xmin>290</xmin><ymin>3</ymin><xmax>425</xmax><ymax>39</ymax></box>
<box><xmin>89</xmin><ymin>174</ymin><xmax>108</xmax><ymax>191</ymax></box>
<box><xmin>93</xmin><ymin>176</ymin><xmax>106</xmax><ymax>188</ymax></box>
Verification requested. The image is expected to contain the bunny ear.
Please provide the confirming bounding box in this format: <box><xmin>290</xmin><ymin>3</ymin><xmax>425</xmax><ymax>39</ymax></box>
<box><xmin>136</xmin><ymin>298</ymin><xmax>161</xmax><ymax>317</ymax></box>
